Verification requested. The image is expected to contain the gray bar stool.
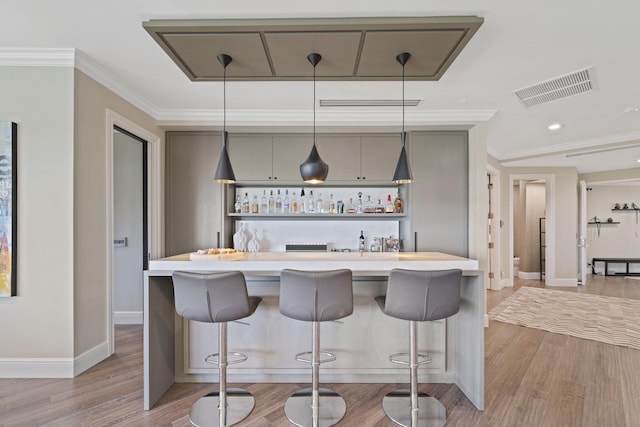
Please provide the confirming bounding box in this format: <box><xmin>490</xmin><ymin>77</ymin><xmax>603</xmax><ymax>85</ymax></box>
<box><xmin>279</xmin><ymin>269</ymin><xmax>353</xmax><ymax>427</ymax></box>
<box><xmin>172</xmin><ymin>271</ymin><xmax>262</xmax><ymax>427</ymax></box>
<box><xmin>375</xmin><ymin>268</ymin><xmax>462</xmax><ymax>427</ymax></box>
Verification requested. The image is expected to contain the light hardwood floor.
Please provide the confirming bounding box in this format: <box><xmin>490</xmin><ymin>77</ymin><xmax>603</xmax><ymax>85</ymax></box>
<box><xmin>2</xmin><ymin>275</ymin><xmax>640</xmax><ymax>426</ymax></box>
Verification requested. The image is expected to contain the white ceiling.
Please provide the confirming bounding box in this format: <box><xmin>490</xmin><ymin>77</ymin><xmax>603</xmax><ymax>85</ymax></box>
<box><xmin>2</xmin><ymin>0</ymin><xmax>640</xmax><ymax>173</ymax></box>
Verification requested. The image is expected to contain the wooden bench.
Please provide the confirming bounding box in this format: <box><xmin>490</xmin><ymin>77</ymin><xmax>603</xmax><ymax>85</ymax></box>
<box><xmin>591</xmin><ymin>258</ymin><xmax>640</xmax><ymax>276</ymax></box>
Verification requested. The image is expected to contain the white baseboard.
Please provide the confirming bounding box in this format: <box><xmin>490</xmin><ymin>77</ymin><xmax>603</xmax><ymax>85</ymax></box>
<box><xmin>484</xmin><ymin>314</ymin><xmax>489</xmax><ymax>328</ymax></box>
<box><xmin>548</xmin><ymin>278</ymin><xmax>578</xmax><ymax>287</ymax></box>
<box><xmin>114</xmin><ymin>311</ymin><xmax>143</xmax><ymax>324</ymax></box>
<box><xmin>499</xmin><ymin>278</ymin><xmax>513</xmax><ymax>288</ymax></box>
<box><xmin>74</xmin><ymin>341</ymin><xmax>110</xmax><ymax>376</ymax></box>
<box><xmin>0</xmin><ymin>357</ymin><xmax>74</xmax><ymax>378</ymax></box>
<box><xmin>518</xmin><ymin>271</ymin><xmax>542</xmax><ymax>280</ymax></box>
<box><xmin>0</xmin><ymin>341</ymin><xmax>109</xmax><ymax>378</ymax></box>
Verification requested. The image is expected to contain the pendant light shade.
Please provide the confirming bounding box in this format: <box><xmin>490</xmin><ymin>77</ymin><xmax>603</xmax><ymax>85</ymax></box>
<box><xmin>214</xmin><ymin>53</ymin><xmax>236</xmax><ymax>183</ymax></box>
<box><xmin>300</xmin><ymin>53</ymin><xmax>329</xmax><ymax>184</ymax></box>
<box><xmin>392</xmin><ymin>52</ymin><xmax>414</xmax><ymax>184</ymax></box>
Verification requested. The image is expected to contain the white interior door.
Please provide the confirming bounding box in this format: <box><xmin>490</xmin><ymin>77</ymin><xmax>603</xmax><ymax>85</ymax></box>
<box><xmin>578</xmin><ymin>180</ymin><xmax>587</xmax><ymax>285</ymax></box>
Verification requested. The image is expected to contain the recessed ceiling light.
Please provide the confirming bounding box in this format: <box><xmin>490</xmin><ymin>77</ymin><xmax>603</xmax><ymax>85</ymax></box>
<box><xmin>624</xmin><ymin>106</ymin><xmax>640</xmax><ymax>113</ymax></box>
<box><xmin>548</xmin><ymin>123</ymin><xmax>563</xmax><ymax>131</ymax></box>
<box><xmin>637</xmin><ymin>158</ymin><xmax>640</xmax><ymax>163</ymax></box>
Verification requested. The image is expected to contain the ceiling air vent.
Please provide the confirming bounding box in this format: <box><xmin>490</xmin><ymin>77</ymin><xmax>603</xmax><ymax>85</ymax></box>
<box><xmin>513</xmin><ymin>67</ymin><xmax>596</xmax><ymax>108</ymax></box>
<box><xmin>319</xmin><ymin>99</ymin><xmax>421</xmax><ymax>107</ymax></box>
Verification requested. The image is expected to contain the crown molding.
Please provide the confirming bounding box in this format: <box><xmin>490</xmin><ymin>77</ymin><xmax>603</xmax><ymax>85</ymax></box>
<box><xmin>495</xmin><ymin>130</ymin><xmax>640</xmax><ymax>161</ymax></box>
<box><xmin>155</xmin><ymin>108</ymin><xmax>497</xmax><ymax>126</ymax></box>
<box><xmin>0</xmin><ymin>47</ymin><xmax>75</xmax><ymax>66</ymax></box>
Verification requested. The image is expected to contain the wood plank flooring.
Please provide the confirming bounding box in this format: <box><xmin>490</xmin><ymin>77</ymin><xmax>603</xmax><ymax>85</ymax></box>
<box><xmin>1</xmin><ymin>275</ymin><xmax>639</xmax><ymax>426</ymax></box>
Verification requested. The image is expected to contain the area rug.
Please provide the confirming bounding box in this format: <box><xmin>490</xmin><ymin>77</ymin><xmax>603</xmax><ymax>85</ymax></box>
<box><xmin>489</xmin><ymin>286</ymin><xmax>640</xmax><ymax>351</ymax></box>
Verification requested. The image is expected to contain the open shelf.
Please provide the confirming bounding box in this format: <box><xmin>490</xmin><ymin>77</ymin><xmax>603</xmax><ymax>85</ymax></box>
<box><xmin>228</xmin><ymin>213</ymin><xmax>406</xmax><ymax>219</ymax></box>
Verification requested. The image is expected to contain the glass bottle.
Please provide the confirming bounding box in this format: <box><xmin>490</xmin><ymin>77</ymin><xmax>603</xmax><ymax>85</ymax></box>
<box><xmin>268</xmin><ymin>190</ymin><xmax>275</xmax><ymax>214</ymax></box>
<box><xmin>260</xmin><ymin>190</ymin><xmax>268</xmax><ymax>214</ymax></box>
<box><xmin>234</xmin><ymin>194</ymin><xmax>241</xmax><ymax>213</ymax></box>
<box><xmin>300</xmin><ymin>188</ymin><xmax>306</xmax><ymax>213</ymax></box>
<box><xmin>308</xmin><ymin>190</ymin><xmax>316</xmax><ymax>213</ymax></box>
<box><xmin>317</xmin><ymin>193</ymin><xmax>323</xmax><ymax>213</ymax></box>
<box><xmin>359</xmin><ymin>230</ymin><xmax>366</xmax><ymax>252</ymax></box>
<box><xmin>242</xmin><ymin>192</ymin><xmax>250</xmax><ymax>213</ymax></box>
<box><xmin>364</xmin><ymin>195</ymin><xmax>375</xmax><ymax>213</ymax></box>
<box><xmin>347</xmin><ymin>197</ymin><xmax>356</xmax><ymax>214</ymax></box>
<box><xmin>291</xmin><ymin>191</ymin><xmax>298</xmax><ymax>213</ymax></box>
<box><xmin>283</xmin><ymin>189</ymin><xmax>291</xmax><ymax>213</ymax></box>
<box><xmin>394</xmin><ymin>192</ymin><xmax>403</xmax><ymax>213</ymax></box>
<box><xmin>375</xmin><ymin>198</ymin><xmax>385</xmax><ymax>214</ymax></box>
<box><xmin>356</xmin><ymin>192</ymin><xmax>363</xmax><ymax>214</ymax></box>
<box><xmin>329</xmin><ymin>194</ymin><xmax>336</xmax><ymax>214</ymax></box>
<box><xmin>385</xmin><ymin>194</ymin><xmax>395</xmax><ymax>213</ymax></box>
<box><xmin>252</xmin><ymin>194</ymin><xmax>259</xmax><ymax>214</ymax></box>
<box><xmin>275</xmin><ymin>189</ymin><xmax>282</xmax><ymax>212</ymax></box>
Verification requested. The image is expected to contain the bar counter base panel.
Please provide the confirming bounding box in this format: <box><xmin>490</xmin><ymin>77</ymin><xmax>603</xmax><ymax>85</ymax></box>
<box><xmin>144</xmin><ymin>252</ymin><xmax>484</xmax><ymax>412</ymax></box>
<box><xmin>284</xmin><ymin>388</ymin><xmax>346</xmax><ymax>427</ymax></box>
<box><xmin>189</xmin><ymin>388</ymin><xmax>255</xmax><ymax>427</ymax></box>
<box><xmin>382</xmin><ymin>389</ymin><xmax>446</xmax><ymax>427</ymax></box>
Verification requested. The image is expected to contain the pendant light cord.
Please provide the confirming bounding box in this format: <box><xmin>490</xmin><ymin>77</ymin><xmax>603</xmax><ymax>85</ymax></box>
<box><xmin>313</xmin><ymin>60</ymin><xmax>317</xmax><ymax>147</ymax></box>
<box><xmin>223</xmin><ymin>63</ymin><xmax>227</xmax><ymax>137</ymax></box>
<box><xmin>402</xmin><ymin>60</ymin><xmax>405</xmax><ymax>146</ymax></box>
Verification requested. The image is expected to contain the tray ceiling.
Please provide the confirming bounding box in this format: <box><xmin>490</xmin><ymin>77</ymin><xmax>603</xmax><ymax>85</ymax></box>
<box><xmin>143</xmin><ymin>16</ymin><xmax>483</xmax><ymax>81</ymax></box>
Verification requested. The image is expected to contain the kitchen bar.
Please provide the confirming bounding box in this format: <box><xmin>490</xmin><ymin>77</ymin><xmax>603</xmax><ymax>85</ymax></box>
<box><xmin>143</xmin><ymin>251</ymin><xmax>484</xmax><ymax>411</ymax></box>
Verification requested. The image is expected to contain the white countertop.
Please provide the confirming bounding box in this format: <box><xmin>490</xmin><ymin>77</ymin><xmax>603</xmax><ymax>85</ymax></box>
<box><xmin>148</xmin><ymin>251</ymin><xmax>479</xmax><ymax>276</ymax></box>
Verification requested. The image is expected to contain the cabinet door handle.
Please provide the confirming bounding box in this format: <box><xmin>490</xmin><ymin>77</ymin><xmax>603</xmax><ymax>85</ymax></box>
<box><xmin>273</xmin><ymin>176</ymin><xmax>278</xmax><ymax>180</ymax></box>
<box><xmin>414</xmin><ymin>232</ymin><xmax>418</xmax><ymax>252</ymax></box>
<box><xmin>362</xmin><ymin>176</ymin><xmax>366</xmax><ymax>180</ymax></box>
<box><xmin>357</xmin><ymin>176</ymin><xmax>361</xmax><ymax>180</ymax></box>
<box><xmin>268</xmin><ymin>176</ymin><xmax>272</xmax><ymax>180</ymax></box>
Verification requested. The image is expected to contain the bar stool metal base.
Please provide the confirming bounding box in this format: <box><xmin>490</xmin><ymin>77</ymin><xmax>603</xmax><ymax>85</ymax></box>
<box><xmin>189</xmin><ymin>388</ymin><xmax>255</xmax><ymax>427</ymax></box>
<box><xmin>382</xmin><ymin>389</ymin><xmax>446</xmax><ymax>427</ymax></box>
<box><xmin>284</xmin><ymin>387</ymin><xmax>347</xmax><ymax>427</ymax></box>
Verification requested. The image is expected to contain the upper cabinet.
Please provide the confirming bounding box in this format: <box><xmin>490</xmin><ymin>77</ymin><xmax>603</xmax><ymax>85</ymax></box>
<box><xmin>229</xmin><ymin>135</ymin><xmax>311</xmax><ymax>182</ymax></box>
<box><xmin>317</xmin><ymin>134</ymin><xmax>401</xmax><ymax>182</ymax></box>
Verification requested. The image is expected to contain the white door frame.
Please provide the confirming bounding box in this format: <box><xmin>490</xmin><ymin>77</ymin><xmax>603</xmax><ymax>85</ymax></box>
<box><xmin>508</xmin><ymin>173</ymin><xmax>556</xmax><ymax>286</ymax></box>
<box><xmin>578</xmin><ymin>180</ymin><xmax>587</xmax><ymax>285</ymax></box>
<box><xmin>487</xmin><ymin>165</ymin><xmax>501</xmax><ymax>290</ymax></box>
<box><xmin>106</xmin><ymin>109</ymin><xmax>163</xmax><ymax>355</ymax></box>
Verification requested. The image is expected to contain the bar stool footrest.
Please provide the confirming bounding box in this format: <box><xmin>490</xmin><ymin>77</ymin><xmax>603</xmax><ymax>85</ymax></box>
<box><xmin>205</xmin><ymin>352</ymin><xmax>248</xmax><ymax>367</ymax></box>
<box><xmin>295</xmin><ymin>351</ymin><xmax>336</xmax><ymax>364</ymax></box>
<box><xmin>389</xmin><ymin>352</ymin><xmax>431</xmax><ymax>366</ymax></box>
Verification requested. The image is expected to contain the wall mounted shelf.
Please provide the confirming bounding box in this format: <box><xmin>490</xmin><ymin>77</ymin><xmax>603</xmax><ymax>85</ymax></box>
<box><xmin>228</xmin><ymin>213</ymin><xmax>406</xmax><ymax>219</ymax></box>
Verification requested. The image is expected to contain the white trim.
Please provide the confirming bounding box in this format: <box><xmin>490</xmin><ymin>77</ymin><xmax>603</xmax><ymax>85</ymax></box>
<box><xmin>509</xmin><ymin>174</ymin><xmax>556</xmax><ymax>286</ymax></box>
<box><xmin>0</xmin><ymin>358</ymin><xmax>74</xmax><ymax>378</ymax></box>
<box><xmin>518</xmin><ymin>271</ymin><xmax>542</xmax><ymax>280</ymax></box>
<box><xmin>114</xmin><ymin>311</ymin><xmax>144</xmax><ymax>325</ymax></box>
<box><xmin>0</xmin><ymin>47</ymin><xmax>75</xmax><ymax>67</ymax></box>
<box><xmin>499</xmin><ymin>278</ymin><xmax>512</xmax><ymax>288</ymax></box>
<box><xmin>106</xmin><ymin>109</ymin><xmax>163</xmax><ymax>356</ymax></box>
<box><xmin>487</xmin><ymin>165</ymin><xmax>501</xmax><ymax>291</ymax></box>
<box><xmin>74</xmin><ymin>341</ymin><xmax>110</xmax><ymax>376</ymax></box>
<box><xmin>548</xmin><ymin>278</ymin><xmax>579</xmax><ymax>287</ymax></box>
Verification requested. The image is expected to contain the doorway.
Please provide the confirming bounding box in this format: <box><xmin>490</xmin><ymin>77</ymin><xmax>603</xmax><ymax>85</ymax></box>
<box><xmin>509</xmin><ymin>174</ymin><xmax>555</xmax><ymax>286</ymax></box>
<box><xmin>113</xmin><ymin>126</ymin><xmax>148</xmax><ymax>325</ymax></box>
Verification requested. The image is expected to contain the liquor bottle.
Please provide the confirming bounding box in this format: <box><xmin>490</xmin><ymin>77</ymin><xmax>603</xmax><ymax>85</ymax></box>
<box><xmin>356</xmin><ymin>192</ymin><xmax>363</xmax><ymax>214</ymax></box>
<box><xmin>329</xmin><ymin>194</ymin><xmax>336</xmax><ymax>214</ymax></box>
<box><xmin>375</xmin><ymin>199</ymin><xmax>385</xmax><ymax>214</ymax></box>
<box><xmin>275</xmin><ymin>189</ymin><xmax>282</xmax><ymax>212</ymax></box>
<box><xmin>242</xmin><ymin>192</ymin><xmax>250</xmax><ymax>213</ymax></box>
<box><xmin>260</xmin><ymin>190</ymin><xmax>268</xmax><ymax>214</ymax></box>
<box><xmin>234</xmin><ymin>194</ymin><xmax>241</xmax><ymax>213</ymax></box>
<box><xmin>283</xmin><ymin>189</ymin><xmax>291</xmax><ymax>213</ymax></box>
<box><xmin>317</xmin><ymin>193</ymin><xmax>323</xmax><ymax>213</ymax></box>
<box><xmin>347</xmin><ymin>198</ymin><xmax>356</xmax><ymax>214</ymax></box>
<box><xmin>359</xmin><ymin>230</ymin><xmax>366</xmax><ymax>252</ymax></box>
<box><xmin>364</xmin><ymin>195</ymin><xmax>375</xmax><ymax>213</ymax></box>
<box><xmin>300</xmin><ymin>188</ymin><xmax>306</xmax><ymax>213</ymax></box>
<box><xmin>308</xmin><ymin>190</ymin><xmax>316</xmax><ymax>213</ymax></box>
<box><xmin>385</xmin><ymin>194</ymin><xmax>395</xmax><ymax>213</ymax></box>
<box><xmin>252</xmin><ymin>194</ymin><xmax>259</xmax><ymax>214</ymax></box>
<box><xmin>394</xmin><ymin>192</ymin><xmax>404</xmax><ymax>213</ymax></box>
<box><xmin>268</xmin><ymin>190</ymin><xmax>275</xmax><ymax>214</ymax></box>
<box><xmin>291</xmin><ymin>192</ymin><xmax>298</xmax><ymax>213</ymax></box>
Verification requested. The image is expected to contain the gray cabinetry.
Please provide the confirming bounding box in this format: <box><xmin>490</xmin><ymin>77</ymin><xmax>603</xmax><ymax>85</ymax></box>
<box><xmin>317</xmin><ymin>134</ymin><xmax>400</xmax><ymax>182</ymax></box>
<box><xmin>165</xmin><ymin>131</ymin><xmax>224</xmax><ymax>255</ymax></box>
<box><xmin>229</xmin><ymin>134</ymin><xmax>311</xmax><ymax>182</ymax></box>
<box><xmin>407</xmin><ymin>131</ymin><xmax>468</xmax><ymax>257</ymax></box>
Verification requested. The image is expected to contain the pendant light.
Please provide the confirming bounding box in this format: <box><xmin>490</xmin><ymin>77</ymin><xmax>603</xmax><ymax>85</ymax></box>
<box><xmin>214</xmin><ymin>53</ymin><xmax>236</xmax><ymax>183</ymax></box>
<box><xmin>392</xmin><ymin>52</ymin><xmax>414</xmax><ymax>184</ymax></box>
<box><xmin>300</xmin><ymin>53</ymin><xmax>329</xmax><ymax>184</ymax></box>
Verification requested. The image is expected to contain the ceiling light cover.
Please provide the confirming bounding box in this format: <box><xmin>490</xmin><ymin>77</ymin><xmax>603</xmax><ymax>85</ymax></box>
<box><xmin>300</xmin><ymin>53</ymin><xmax>328</xmax><ymax>184</ymax></box>
<box><xmin>214</xmin><ymin>53</ymin><xmax>236</xmax><ymax>183</ymax></box>
<box><xmin>393</xmin><ymin>52</ymin><xmax>414</xmax><ymax>184</ymax></box>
